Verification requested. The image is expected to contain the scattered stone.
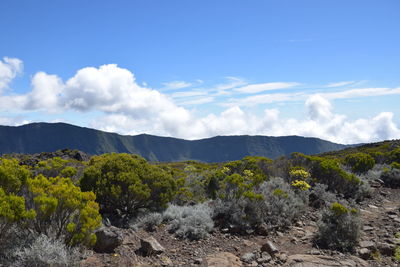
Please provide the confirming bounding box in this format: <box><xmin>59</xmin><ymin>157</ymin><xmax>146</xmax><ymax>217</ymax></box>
<box><xmin>377</xmin><ymin>242</ymin><xmax>395</xmax><ymax>256</ymax></box>
<box><xmin>368</xmin><ymin>204</ymin><xmax>379</xmax><ymax>209</ymax></box>
<box><xmin>243</xmin><ymin>240</ymin><xmax>255</xmax><ymax>247</ymax></box>
<box><xmin>308</xmin><ymin>249</ymin><xmax>321</xmax><ymax>255</ymax></box>
<box><xmin>283</xmin><ymin>254</ymin><xmax>369</xmax><ymax>267</ymax></box>
<box><xmin>140</xmin><ymin>236</ymin><xmax>165</xmax><ymax>255</ymax></box>
<box><xmin>276</xmin><ymin>253</ymin><xmax>288</xmax><ymax>263</ymax></box>
<box><xmin>257</xmin><ymin>252</ymin><xmax>272</xmax><ymax>263</ymax></box>
<box><xmin>246</xmin><ymin>261</ymin><xmax>258</xmax><ymax>267</ymax></box>
<box><xmin>80</xmin><ymin>255</ymin><xmax>105</xmax><ymax>267</ymax></box>
<box><xmin>194</xmin><ymin>258</ymin><xmax>203</xmax><ymax>264</ymax></box>
<box><xmin>261</xmin><ymin>241</ymin><xmax>279</xmax><ymax>256</ymax></box>
<box><xmin>241</xmin><ymin>252</ymin><xmax>256</xmax><ymax>263</ymax></box>
<box><xmin>387</xmin><ymin>210</ymin><xmax>397</xmax><ymax>215</ymax></box>
<box><xmin>362</xmin><ymin>225</ymin><xmax>374</xmax><ymax>232</ymax></box>
<box><xmin>357</xmin><ymin>248</ymin><xmax>371</xmax><ymax>260</ymax></box>
<box><xmin>359</xmin><ymin>240</ymin><xmax>375</xmax><ymax>249</ymax></box>
<box><xmin>256</xmin><ymin>223</ymin><xmax>269</xmax><ymax>236</ymax></box>
<box><xmin>206</xmin><ymin>252</ymin><xmax>242</xmax><ymax>267</ymax></box>
<box><xmin>93</xmin><ymin>226</ymin><xmax>123</xmax><ymax>253</ymax></box>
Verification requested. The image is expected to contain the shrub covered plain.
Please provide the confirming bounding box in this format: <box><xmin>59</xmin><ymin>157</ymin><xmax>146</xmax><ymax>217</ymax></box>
<box><xmin>0</xmin><ymin>140</ymin><xmax>400</xmax><ymax>266</ymax></box>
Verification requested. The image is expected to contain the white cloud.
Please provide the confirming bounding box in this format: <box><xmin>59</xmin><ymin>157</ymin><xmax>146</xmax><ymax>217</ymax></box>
<box><xmin>0</xmin><ymin>116</ymin><xmax>30</xmax><ymax>126</ymax></box>
<box><xmin>322</xmin><ymin>87</ymin><xmax>400</xmax><ymax>100</ymax></box>
<box><xmin>0</xmin><ymin>58</ymin><xmax>399</xmax><ymax>144</ymax></box>
<box><xmin>180</xmin><ymin>97</ymin><xmax>214</xmax><ymax>106</ymax></box>
<box><xmin>224</xmin><ymin>92</ymin><xmax>304</xmax><ymax>107</ymax></box>
<box><xmin>211</xmin><ymin>77</ymin><xmax>247</xmax><ymax>94</ymax></box>
<box><xmin>325</xmin><ymin>81</ymin><xmax>355</xmax><ymax>88</ymax></box>
<box><xmin>0</xmin><ymin>57</ymin><xmax>23</xmax><ymax>92</ymax></box>
<box><xmin>305</xmin><ymin>94</ymin><xmax>333</xmax><ymax>121</ymax></box>
<box><xmin>25</xmin><ymin>72</ymin><xmax>63</xmax><ymax>111</ymax></box>
<box><xmin>162</xmin><ymin>80</ymin><xmax>192</xmax><ymax>90</ymax></box>
<box><xmin>235</xmin><ymin>82</ymin><xmax>299</xmax><ymax>94</ymax></box>
<box><xmin>171</xmin><ymin>90</ymin><xmax>207</xmax><ymax>98</ymax></box>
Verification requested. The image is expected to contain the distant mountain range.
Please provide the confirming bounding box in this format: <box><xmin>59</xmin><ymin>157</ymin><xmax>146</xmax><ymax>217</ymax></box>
<box><xmin>0</xmin><ymin>123</ymin><xmax>349</xmax><ymax>162</ymax></box>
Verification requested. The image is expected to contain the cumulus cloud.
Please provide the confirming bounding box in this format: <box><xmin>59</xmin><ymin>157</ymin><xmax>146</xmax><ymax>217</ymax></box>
<box><xmin>0</xmin><ymin>58</ymin><xmax>399</xmax><ymax>144</ymax></box>
<box><xmin>0</xmin><ymin>57</ymin><xmax>23</xmax><ymax>92</ymax></box>
<box><xmin>25</xmin><ymin>72</ymin><xmax>63</xmax><ymax>111</ymax></box>
<box><xmin>305</xmin><ymin>94</ymin><xmax>333</xmax><ymax>121</ymax></box>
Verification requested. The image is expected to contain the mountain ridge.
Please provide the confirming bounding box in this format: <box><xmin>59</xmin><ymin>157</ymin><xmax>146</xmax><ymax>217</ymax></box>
<box><xmin>0</xmin><ymin>122</ymin><xmax>349</xmax><ymax>162</ymax></box>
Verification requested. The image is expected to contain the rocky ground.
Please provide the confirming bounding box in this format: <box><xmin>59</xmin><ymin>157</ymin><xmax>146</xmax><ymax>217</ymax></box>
<box><xmin>81</xmin><ymin>184</ymin><xmax>400</xmax><ymax>267</ymax></box>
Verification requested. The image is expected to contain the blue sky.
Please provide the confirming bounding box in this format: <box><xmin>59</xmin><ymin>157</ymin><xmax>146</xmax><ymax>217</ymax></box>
<box><xmin>0</xmin><ymin>0</ymin><xmax>399</xmax><ymax>143</ymax></box>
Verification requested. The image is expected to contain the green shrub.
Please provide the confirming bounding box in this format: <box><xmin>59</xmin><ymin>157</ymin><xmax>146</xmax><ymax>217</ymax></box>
<box><xmin>27</xmin><ymin>175</ymin><xmax>101</xmax><ymax>246</ymax></box>
<box><xmin>0</xmin><ymin>188</ymin><xmax>36</xmax><ymax>242</ymax></box>
<box><xmin>34</xmin><ymin>157</ymin><xmax>82</xmax><ymax>181</ymax></box>
<box><xmin>380</xmin><ymin>168</ymin><xmax>400</xmax><ymax>188</ymax></box>
<box><xmin>253</xmin><ymin>177</ymin><xmax>308</xmax><ymax>228</ymax></box>
<box><xmin>390</xmin><ymin>148</ymin><xmax>400</xmax><ymax>163</ymax></box>
<box><xmin>0</xmin><ymin>158</ymin><xmax>30</xmax><ymax>194</ymax></box>
<box><xmin>344</xmin><ymin>153</ymin><xmax>375</xmax><ymax>174</ymax></box>
<box><xmin>311</xmin><ymin>158</ymin><xmax>362</xmax><ymax>198</ymax></box>
<box><xmin>317</xmin><ymin>202</ymin><xmax>361</xmax><ymax>252</ymax></box>
<box><xmin>213</xmin><ymin>177</ymin><xmax>308</xmax><ymax>232</ymax></box>
<box><xmin>80</xmin><ymin>153</ymin><xmax>178</xmax><ymax>221</ymax></box>
<box><xmin>391</xmin><ymin>162</ymin><xmax>400</xmax><ymax>170</ymax></box>
<box><xmin>395</xmin><ymin>246</ymin><xmax>400</xmax><ymax>262</ymax></box>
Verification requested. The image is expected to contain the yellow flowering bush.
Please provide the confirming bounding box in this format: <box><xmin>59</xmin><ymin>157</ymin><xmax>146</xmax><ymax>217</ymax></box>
<box><xmin>291</xmin><ymin>180</ymin><xmax>311</xmax><ymax>191</ymax></box>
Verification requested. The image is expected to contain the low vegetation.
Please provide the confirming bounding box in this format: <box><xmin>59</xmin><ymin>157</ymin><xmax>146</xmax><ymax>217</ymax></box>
<box><xmin>0</xmin><ymin>140</ymin><xmax>399</xmax><ymax>265</ymax></box>
<box><xmin>316</xmin><ymin>202</ymin><xmax>361</xmax><ymax>252</ymax></box>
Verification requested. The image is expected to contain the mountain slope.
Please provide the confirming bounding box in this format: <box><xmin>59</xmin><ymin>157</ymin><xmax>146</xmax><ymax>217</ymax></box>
<box><xmin>0</xmin><ymin>123</ymin><xmax>348</xmax><ymax>162</ymax></box>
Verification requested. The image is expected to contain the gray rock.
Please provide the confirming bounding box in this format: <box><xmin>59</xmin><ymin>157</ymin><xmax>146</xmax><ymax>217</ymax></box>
<box><xmin>276</xmin><ymin>253</ymin><xmax>288</xmax><ymax>263</ymax></box>
<box><xmin>357</xmin><ymin>248</ymin><xmax>371</xmax><ymax>260</ymax></box>
<box><xmin>140</xmin><ymin>236</ymin><xmax>165</xmax><ymax>255</ymax></box>
<box><xmin>257</xmin><ymin>252</ymin><xmax>272</xmax><ymax>263</ymax></box>
<box><xmin>362</xmin><ymin>226</ymin><xmax>374</xmax><ymax>232</ymax></box>
<box><xmin>93</xmin><ymin>226</ymin><xmax>123</xmax><ymax>253</ymax></box>
<box><xmin>194</xmin><ymin>258</ymin><xmax>203</xmax><ymax>264</ymax></box>
<box><xmin>246</xmin><ymin>261</ymin><xmax>258</xmax><ymax>267</ymax></box>
<box><xmin>359</xmin><ymin>240</ymin><xmax>375</xmax><ymax>249</ymax></box>
<box><xmin>261</xmin><ymin>241</ymin><xmax>279</xmax><ymax>256</ymax></box>
<box><xmin>308</xmin><ymin>249</ymin><xmax>321</xmax><ymax>255</ymax></box>
<box><xmin>241</xmin><ymin>252</ymin><xmax>256</xmax><ymax>263</ymax></box>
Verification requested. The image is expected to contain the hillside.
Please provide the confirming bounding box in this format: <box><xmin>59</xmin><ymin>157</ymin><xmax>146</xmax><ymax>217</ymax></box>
<box><xmin>0</xmin><ymin>122</ymin><xmax>348</xmax><ymax>162</ymax></box>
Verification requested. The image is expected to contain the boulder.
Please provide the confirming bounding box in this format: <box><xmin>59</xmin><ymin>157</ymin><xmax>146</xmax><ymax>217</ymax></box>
<box><xmin>140</xmin><ymin>236</ymin><xmax>165</xmax><ymax>255</ymax></box>
<box><xmin>206</xmin><ymin>252</ymin><xmax>242</xmax><ymax>267</ymax></box>
<box><xmin>93</xmin><ymin>226</ymin><xmax>123</xmax><ymax>253</ymax></box>
<box><xmin>261</xmin><ymin>241</ymin><xmax>279</xmax><ymax>256</ymax></box>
